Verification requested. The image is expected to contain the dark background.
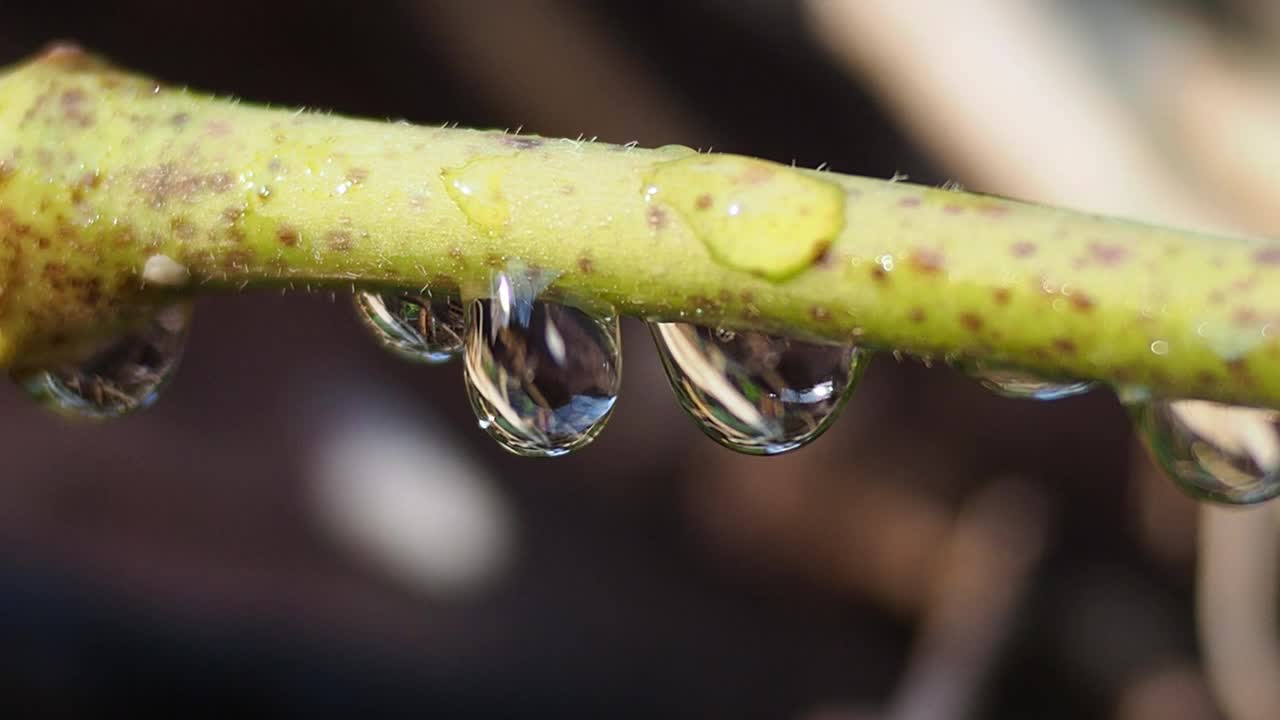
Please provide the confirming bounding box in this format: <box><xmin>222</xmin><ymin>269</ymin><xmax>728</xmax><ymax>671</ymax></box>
<box><xmin>0</xmin><ymin>1</ymin><xmax>1266</xmax><ymax>717</ymax></box>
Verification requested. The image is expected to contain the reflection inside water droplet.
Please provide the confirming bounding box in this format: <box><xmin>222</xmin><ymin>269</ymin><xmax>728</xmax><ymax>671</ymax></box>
<box><xmin>462</xmin><ymin>269</ymin><xmax>621</xmax><ymax>457</ymax></box>
<box><xmin>355</xmin><ymin>289</ymin><xmax>465</xmax><ymax>364</ymax></box>
<box><xmin>960</xmin><ymin>360</ymin><xmax>1096</xmax><ymax>401</ymax></box>
<box><xmin>649</xmin><ymin>322</ymin><xmax>864</xmax><ymax>455</ymax></box>
<box><xmin>1131</xmin><ymin>397</ymin><xmax>1280</xmax><ymax>505</ymax></box>
<box><xmin>14</xmin><ymin>303</ymin><xmax>193</xmax><ymax>420</ymax></box>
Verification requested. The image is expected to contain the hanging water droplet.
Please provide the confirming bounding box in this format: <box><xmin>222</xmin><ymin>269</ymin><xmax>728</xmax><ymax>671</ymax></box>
<box><xmin>13</xmin><ymin>303</ymin><xmax>193</xmax><ymax>420</ymax></box>
<box><xmin>462</xmin><ymin>270</ymin><xmax>621</xmax><ymax>458</ymax></box>
<box><xmin>959</xmin><ymin>360</ymin><xmax>1095</xmax><ymax>400</ymax></box>
<box><xmin>649</xmin><ymin>322</ymin><xmax>864</xmax><ymax>455</ymax></box>
<box><xmin>354</xmin><ymin>289</ymin><xmax>465</xmax><ymax>364</ymax></box>
<box><xmin>1131</xmin><ymin>397</ymin><xmax>1280</xmax><ymax>505</ymax></box>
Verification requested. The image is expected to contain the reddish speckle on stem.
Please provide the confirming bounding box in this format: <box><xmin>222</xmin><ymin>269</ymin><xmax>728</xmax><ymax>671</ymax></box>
<box><xmin>897</xmin><ymin>196</ymin><xmax>921</xmax><ymax>208</ymax></box>
<box><xmin>277</xmin><ymin>225</ymin><xmax>300</xmax><ymax>247</ymax></box>
<box><xmin>1226</xmin><ymin>358</ymin><xmax>1252</xmax><ymax>385</ymax></box>
<box><xmin>870</xmin><ymin>266</ymin><xmax>888</xmax><ymax>283</ymax></box>
<box><xmin>695</xmin><ymin>194</ymin><xmax>713</xmax><ymax>210</ymax></box>
<box><xmin>647</xmin><ymin>206</ymin><xmax>668</xmax><ymax>231</ymax></box>
<box><xmin>1234</xmin><ymin>307</ymin><xmax>1259</xmax><ymax>326</ymax></box>
<box><xmin>327</xmin><ymin>230</ymin><xmax>353</xmax><ymax>252</ymax></box>
<box><xmin>1010</xmin><ymin>241</ymin><xmax>1037</xmax><ymax>258</ymax></box>
<box><xmin>59</xmin><ymin>88</ymin><xmax>94</xmax><ymax>127</ymax></box>
<box><xmin>979</xmin><ymin>205</ymin><xmax>1010</xmax><ymax>219</ymax></box>
<box><xmin>1255</xmin><ymin>248</ymin><xmax>1280</xmax><ymax>265</ymax></box>
<box><xmin>943</xmin><ymin>204</ymin><xmax>964</xmax><ymax>215</ymax></box>
<box><xmin>909</xmin><ymin>307</ymin><xmax>926</xmax><ymax>323</ymax></box>
<box><xmin>1088</xmin><ymin>242</ymin><xmax>1129</xmax><ymax>266</ymax></box>
<box><xmin>814</xmin><ymin>242</ymin><xmax>834</xmax><ymax>268</ymax></box>
<box><xmin>578</xmin><ymin>256</ymin><xmax>594</xmax><ymax>274</ymax></box>
<box><xmin>1069</xmin><ymin>293</ymin><xmax>1094</xmax><ymax>312</ymax></box>
<box><xmin>993</xmin><ymin>288</ymin><xmax>1011</xmax><ymax>305</ymax></box>
<box><xmin>718</xmin><ymin>289</ymin><xmax>733</xmax><ymax>303</ymax></box>
<box><xmin>1053</xmin><ymin>338</ymin><xmax>1078</xmax><ymax>355</ymax></box>
<box><xmin>959</xmin><ymin>313</ymin><xmax>984</xmax><ymax>332</ymax></box>
<box><xmin>738</xmin><ymin>165</ymin><xmax>774</xmax><ymax>185</ymax></box>
<box><xmin>205</xmin><ymin>120</ymin><xmax>232</xmax><ymax>137</ymax></box>
<box><xmin>910</xmin><ymin>248</ymin><xmax>945</xmax><ymax>274</ymax></box>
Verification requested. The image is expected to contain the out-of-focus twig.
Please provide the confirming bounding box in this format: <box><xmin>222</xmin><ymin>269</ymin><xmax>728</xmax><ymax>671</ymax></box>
<box><xmin>1197</xmin><ymin>505</ymin><xmax>1280</xmax><ymax>720</ymax></box>
<box><xmin>883</xmin><ymin>479</ymin><xmax>1048</xmax><ymax>720</ymax></box>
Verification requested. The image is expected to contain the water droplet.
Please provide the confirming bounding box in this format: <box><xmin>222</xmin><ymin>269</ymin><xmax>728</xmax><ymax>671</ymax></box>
<box><xmin>643</xmin><ymin>154</ymin><xmax>845</xmax><ymax>280</ymax></box>
<box><xmin>462</xmin><ymin>271</ymin><xmax>621</xmax><ymax>457</ymax></box>
<box><xmin>1131</xmin><ymin>398</ymin><xmax>1280</xmax><ymax>505</ymax></box>
<box><xmin>354</xmin><ymin>289</ymin><xmax>465</xmax><ymax>364</ymax></box>
<box><xmin>959</xmin><ymin>360</ymin><xmax>1096</xmax><ymax>400</ymax></box>
<box><xmin>14</xmin><ymin>303</ymin><xmax>192</xmax><ymax>420</ymax></box>
<box><xmin>649</xmin><ymin>322</ymin><xmax>864</xmax><ymax>455</ymax></box>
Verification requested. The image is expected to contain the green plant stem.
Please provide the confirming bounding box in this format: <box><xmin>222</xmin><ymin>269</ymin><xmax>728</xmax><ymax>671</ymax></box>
<box><xmin>1</xmin><ymin>45</ymin><xmax>1278</xmax><ymax>407</ymax></box>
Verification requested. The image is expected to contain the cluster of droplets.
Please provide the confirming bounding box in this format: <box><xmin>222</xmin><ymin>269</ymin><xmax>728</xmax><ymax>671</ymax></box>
<box><xmin>13</xmin><ymin>270</ymin><xmax>1280</xmax><ymax>508</ymax></box>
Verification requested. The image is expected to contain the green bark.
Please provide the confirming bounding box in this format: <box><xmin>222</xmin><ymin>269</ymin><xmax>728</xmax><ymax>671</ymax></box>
<box><xmin>1</xmin><ymin>45</ymin><xmax>1278</xmax><ymax>407</ymax></box>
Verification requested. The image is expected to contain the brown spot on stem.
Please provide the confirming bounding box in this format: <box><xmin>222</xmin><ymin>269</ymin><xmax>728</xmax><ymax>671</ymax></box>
<box><xmin>1196</xmin><ymin>370</ymin><xmax>1216</xmax><ymax>386</ymax></box>
<box><xmin>809</xmin><ymin>306</ymin><xmax>832</xmax><ymax>322</ymax></box>
<box><xmin>1089</xmin><ymin>242</ymin><xmax>1129</xmax><ymax>266</ymax></box>
<box><xmin>910</xmin><ymin>248</ymin><xmax>945</xmax><ymax>274</ymax></box>
<box><xmin>223</xmin><ymin>249</ymin><xmax>253</xmax><ymax>271</ymax></box>
<box><xmin>1234</xmin><ymin>307</ymin><xmax>1259</xmax><ymax>326</ymax></box>
<box><xmin>739</xmin><ymin>291</ymin><xmax>755</xmax><ymax>304</ymax></box>
<box><xmin>870</xmin><ymin>266</ymin><xmax>888</xmax><ymax>283</ymax></box>
<box><xmin>346</xmin><ymin>168</ymin><xmax>369</xmax><ymax>185</ymax></box>
<box><xmin>738</xmin><ymin>165</ymin><xmax>774</xmax><ymax>185</ymax></box>
<box><xmin>560</xmin><ymin>184</ymin><xmax>575</xmax><ymax>196</ymax></box>
<box><xmin>205</xmin><ymin>120</ymin><xmax>232</xmax><ymax>137</ymax></box>
<box><xmin>695</xmin><ymin>194</ymin><xmax>713</xmax><ymax>210</ymax></box>
<box><xmin>1053</xmin><ymin>338</ymin><xmax>1078</xmax><ymax>355</ymax></box>
<box><xmin>327</xmin><ymin>230</ymin><xmax>353</xmax><ymax>252</ymax></box>
<box><xmin>170</xmin><ymin>216</ymin><xmax>197</xmax><ymax>241</ymax></box>
<box><xmin>647</xmin><ymin>206</ymin><xmax>668</xmax><ymax>230</ymax></box>
<box><xmin>449</xmin><ymin>246</ymin><xmax>465</xmax><ymax>260</ymax></box>
<box><xmin>814</xmin><ymin>242</ymin><xmax>834</xmax><ymax>268</ymax></box>
<box><xmin>1010</xmin><ymin>241</ymin><xmax>1037</xmax><ymax>258</ymax></box>
<box><xmin>717</xmin><ymin>289</ymin><xmax>733</xmax><ymax>303</ymax></box>
<box><xmin>276</xmin><ymin>225</ymin><xmax>300</xmax><ymax>247</ymax></box>
<box><xmin>979</xmin><ymin>205</ymin><xmax>1010</xmax><ymax>218</ymax></box>
<box><xmin>993</xmin><ymin>288</ymin><xmax>1011</xmax><ymax>305</ymax></box>
<box><xmin>485</xmin><ymin>253</ymin><xmax>505</xmax><ymax>268</ymax></box>
<box><xmin>959</xmin><ymin>313</ymin><xmax>983</xmax><ymax>332</ymax></box>
<box><xmin>577</xmin><ymin>256</ymin><xmax>594</xmax><ymax>274</ymax></box>
<box><xmin>943</xmin><ymin>204</ymin><xmax>963</xmax><ymax>215</ymax></box>
<box><xmin>1208</xmin><ymin>290</ymin><xmax>1226</xmax><ymax>305</ymax></box>
<box><xmin>60</xmin><ymin>91</ymin><xmax>94</xmax><ymax>128</ymax></box>
<box><xmin>897</xmin><ymin>196</ymin><xmax>921</xmax><ymax>208</ymax></box>
<box><xmin>1069</xmin><ymin>293</ymin><xmax>1094</xmax><ymax>312</ymax></box>
<box><xmin>171</xmin><ymin>112</ymin><xmax>190</xmax><ymax>128</ymax></box>
<box><xmin>908</xmin><ymin>307</ymin><xmax>926</xmax><ymax>323</ymax></box>
<box><xmin>136</xmin><ymin>165</ymin><xmax>235</xmax><ymax>208</ymax></box>
<box><xmin>1226</xmin><ymin>358</ymin><xmax>1252</xmax><ymax>385</ymax></box>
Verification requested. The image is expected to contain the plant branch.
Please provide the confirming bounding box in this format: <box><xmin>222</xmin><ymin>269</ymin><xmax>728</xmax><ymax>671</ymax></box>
<box><xmin>1</xmin><ymin>46</ymin><xmax>1278</xmax><ymax>407</ymax></box>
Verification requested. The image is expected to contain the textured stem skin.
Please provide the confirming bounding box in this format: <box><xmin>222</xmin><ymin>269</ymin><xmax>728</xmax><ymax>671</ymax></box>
<box><xmin>2</xmin><ymin>46</ymin><xmax>1280</xmax><ymax>406</ymax></box>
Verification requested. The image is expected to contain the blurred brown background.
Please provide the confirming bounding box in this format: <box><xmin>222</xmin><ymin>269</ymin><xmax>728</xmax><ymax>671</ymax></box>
<box><xmin>2</xmin><ymin>1</ymin><xmax>1277</xmax><ymax>717</ymax></box>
